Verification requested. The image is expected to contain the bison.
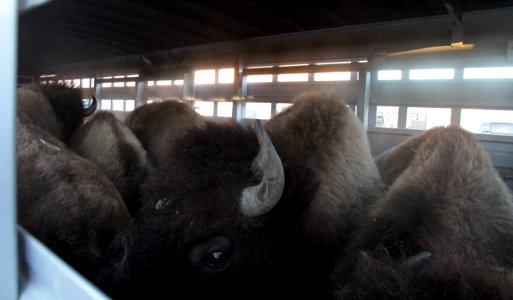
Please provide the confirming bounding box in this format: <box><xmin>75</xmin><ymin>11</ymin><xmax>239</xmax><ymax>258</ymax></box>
<box><xmin>99</xmin><ymin>92</ymin><xmax>383</xmax><ymax>299</ymax></box>
<box><xmin>69</xmin><ymin>111</ymin><xmax>152</xmax><ymax>216</ymax></box>
<box><xmin>330</xmin><ymin>126</ymin><xmax>513</xmax><ymax>300</ymax></box>
<box><xmin>16</xmin><ymin>84</ymin><xmax>131</xmax><ymax>280</ymax></box>
<box><xmin>124</xmin><ymin>100</ymin><xmax>206</xmax><ymax>165</ymax></box>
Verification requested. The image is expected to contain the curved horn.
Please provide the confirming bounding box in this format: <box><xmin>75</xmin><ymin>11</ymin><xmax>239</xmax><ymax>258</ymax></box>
<box><xmin>240</xmin><ymin>120</ymin><xmax>285</xmax><ymax>217</ymax></box>
<box><xmin>83</xmin><ymin>95</ymin><xmax>97</xmax><ymax>117</ymax></box>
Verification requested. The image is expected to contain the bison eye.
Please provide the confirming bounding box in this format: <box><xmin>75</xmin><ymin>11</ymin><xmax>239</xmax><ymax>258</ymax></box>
<box><xmin>204</xmin><ymin>250</ymin><xmax>228</xmax><ymax>269</ymax></box>
<box><xmin>189</xmin><ymin>236</ymin><xmax>232</xmax><ymax>274</ymax></box>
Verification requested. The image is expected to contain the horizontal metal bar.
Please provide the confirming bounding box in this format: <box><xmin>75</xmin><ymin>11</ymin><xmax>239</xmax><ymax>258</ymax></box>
<box><xmin>18</xmin><ymin>227</ymin><xmax>109</xmax><ymax>300</ymax></box>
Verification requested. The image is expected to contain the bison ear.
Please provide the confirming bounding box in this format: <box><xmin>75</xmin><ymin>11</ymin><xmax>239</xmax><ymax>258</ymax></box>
<box><xmin>269</xmin><ymin>162</ymin><xmax>320</xmax><ymax>221</ymax></box>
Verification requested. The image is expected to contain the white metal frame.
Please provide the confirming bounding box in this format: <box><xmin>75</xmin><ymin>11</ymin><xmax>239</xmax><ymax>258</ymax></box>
<box><xmin>0</xmin><ymin>1</ymin><xmax>18</xmax><ymax>299</ymax></box>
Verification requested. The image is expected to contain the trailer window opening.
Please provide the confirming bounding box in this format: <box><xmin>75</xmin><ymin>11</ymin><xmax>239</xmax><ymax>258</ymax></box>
<box><xmin>247</xmin><ymin>74</ymin><xmax>273</xmax><ymax>83</ymax></box>
<box><xmin>378</xmin><ymin>70</ymin><xmax>402</xmax><ymax>81</ymax></box>
<box><xmin>195</xmin><ymin>70</ymin><xmax>216</xmax><ymax>85</ymax></box>
<box><xmin>313</xmin><ymin>72</ymin><xmax>351</xmax><ymax>81</ymax></box>
<box><xmin>276</xmin><ymin>103</ymin><xmax>292</xmax><ymax>114</ymax></box>
<box><xmin>194</xmin><ymin>101</ymin><xmax>214</xmax><ymax>116</ymax></box>
<box><xmin>245</xmin><ymin>102</ymin><xmax>272</xmax><ymax>119</ymax></box>
<box><xmin>277</xmin><ymin>73</ymin><xmax>308</xmax><ymax>82</ymax></box>
<box><xmin>406</xmin><ymin>107</ymin><xmax>451</xmax><ymax>130</ymax></box>
<box><xmin>217</xmin><ymin>102</ymin><xmax>233</xmax><ymax>117</ymax></box>
<box><xmin>376</xmin><ymin>106</ymin><xmax>399</xmax><ymax>128</ymax></box>
<box><xmin>218</xmin><ymin>68</ymin><xmax>234</xmax><ymax>84</ymax></box>
<box><xmin>409</xmin><ymin>68</ymin><xmax>455</xmax><ymax>80</ymax></box>
<box><xmin>460</xmin><ymin>109</ymin><xmax>513</xmax><ymax>135</ymax></box>
<box><xmin>463</xmin><ymin>67</ymin><xmax>513</xmax><ymax>79</ymax></box>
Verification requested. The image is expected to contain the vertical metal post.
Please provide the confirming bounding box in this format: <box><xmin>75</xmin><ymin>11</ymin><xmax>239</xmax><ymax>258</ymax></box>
<box><xmin>357</xmin><ymin>70</ymin><xmax>371</xmax><ymax>131</ymax></box>
<box><xmin>0</xmin><ymin>1</ymin><xmax>18</xmax><ymax>299</ymax></box>
<box><xmin>135</xmin><ymin>81</ymin><xmax>146</xmax><ymax>107</ymax></box>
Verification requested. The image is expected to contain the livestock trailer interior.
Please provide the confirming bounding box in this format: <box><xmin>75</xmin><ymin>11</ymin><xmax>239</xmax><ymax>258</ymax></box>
<box><xmin>4</xmin><ymin>0</ymin><xmax>513</xmax><ymax>298</ymax></box>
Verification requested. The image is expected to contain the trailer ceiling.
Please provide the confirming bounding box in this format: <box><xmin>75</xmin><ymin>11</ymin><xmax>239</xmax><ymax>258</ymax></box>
<box><xmin>18</xmin><ymin>0</ymin><xmax>513</xmax><ymax>75</ymax></box>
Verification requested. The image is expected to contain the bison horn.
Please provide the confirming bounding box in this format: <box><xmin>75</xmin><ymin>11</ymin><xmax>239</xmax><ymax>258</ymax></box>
<box><xmin>83</xmin><ymin>95</ymin><xmax>97</xmax><ymax>116</ymax></box>
<box><xmin>240</xmin><ymin>120</ymin><xmax>285</xmax><ymax>217</ymax></box>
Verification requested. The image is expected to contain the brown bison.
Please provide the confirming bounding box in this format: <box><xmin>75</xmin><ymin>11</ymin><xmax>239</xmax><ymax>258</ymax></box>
<box><xmin>16</xmin><ymin>84</ymin><xmax>131</xmax><ymax>280</ymax></box>
<box><xmin>124</xmin><ymin>100</ymin><xmax>206</xmax><ymax>165</ymax></box>
<box><xmin>331</xmin><ymin>126</ymin><xmax>513</xmax><ymax>300</ymax></box>
<box><xmin>99</xmin><ymin>92</ymin><xmax>382</xmax><ymax>299</ymax></box>
<box><xmin>69</xmin><ymin>111</ymin><xmax>152</xmax><ymax>216</ymax></box>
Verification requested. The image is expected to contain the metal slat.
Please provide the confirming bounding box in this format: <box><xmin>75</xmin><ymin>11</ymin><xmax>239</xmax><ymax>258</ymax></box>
<box><xmin>18</xmin><ymin>228</ymin><xmax>109</xmax><ymax>300</ymax></box>
<box><xmin>0</xmin><ymin>1</ymin><xmax>18</xmax><ymax>300</ymax></box>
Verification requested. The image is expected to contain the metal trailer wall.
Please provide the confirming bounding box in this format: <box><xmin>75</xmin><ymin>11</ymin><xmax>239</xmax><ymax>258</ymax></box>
<box><xmin>36</xmin><ymin>7</ymin><xmax>513</xmax><ymax>188</ymax></box>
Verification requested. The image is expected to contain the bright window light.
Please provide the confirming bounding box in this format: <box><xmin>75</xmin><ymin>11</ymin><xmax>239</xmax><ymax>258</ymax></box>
<box><xmin>406</xmin><ymin>107</ymin><xmax>451</xmax><ymax>130</ymax></box>
<box><xmin>276</xmin><ymin>103</ymin><xmax>292</xmax><ymax>114</ymax></box>
<box><xmin>156</xmin><ymin>80</ymin><xmax>172</xmax><ymax>86</ymax></box>
<box><xmin>126</xmin><ymin>74</ymin><xmax>139</xmax><ymax>78</ymax></box>
<box><xmin>277</xmin><ymin>73</ymin><xmax>308</xmax><ymax>82</ymax></box>
<box><xmin>91</xmin><ymin>78</ymin><xmax>95</xmax><ymax>87</ymax></box>
<box><xmin>112</xmin><ymin>100</ymin><xmax>125</xmax><ymax>111</ymax></box>
<box><xmin>147</xmin><ymin>81</ymin><xmax>155</xmax><ymax>86</ymax></box>
<box><xmin>463</xmin><ymin>67</ymin><xmax>513</xmax><ymax>79</ymax></box>
<box><xmin>125</xmin><ymin>100</ymin><xmax>136</xmax><ymax>111</ymax></box>
<box><xmin>315</xmin><ymin>61</ymin><xmax>351</xmax><ymax>65</ymax></box>
<box><xmin>195</xmin><ymin>70</ymin><xmax>216</xmax><ymax>85</ymax></box>
<box><xmin>376</xmin><ymin>106</ymin><xmax>399</xmax><ymax>128</ymax></box>
<box><xmin>245</xmin><ymin>102</ymin><xmax>272</xmax><ymax>120</ymax></box>
<box><xmin>217</xmin><ymin>102</ymin><xmax>233</xmax><ymax>117</ymax></box>
<box><xmin>126</xmin><ymin>81</ymin><xmax>136</xmax><ymax>87</ymax></box>
<box><xmin>81</xmin><ymin>78</ymin><xmax>91</xmax><ymax>88</ymax></box>
<box><xmin>102</xmin><ymin>76</ymin><xmax>112</xmax><ymax>80</ymax></box>
<box><xmin>101</xmin><ymin>99</ymin><xmax>112</xmax><ymax>110</ymax></box>
<box><xmin>247</xmin><ymin>75</ymin><xmax>273</xmax><ymax>83</ymax></box>
<box><xmin>64</xmin><ymin>79</ymin><xmax>72</xmax><ymax>87</ymax></box>
<box><xmin>174</xmin><ymin>80</ymin><xmax>184</xmax><ymax>85</ymax></box>
<box><xmin>102</xmin><ymin>82</ymin><xmax>112</xmax><ymax>88</ymax></box>
<box><xmin>278</xmin><ymin>63</ymin><xmax>309</xmax><ymax>68</ymax></box>
<box><xmin>378</xmin><ymin>70</ymin><xmax>402</xmax><ymax>81</ymax></box>
<box><xmin>73</xmin><ymin>79</ymin><xmax>81</xmax><ymax>87</ymax></box>
<box><xmin>246</xmin><ymin>65</ymin><xmax>273</xmax><ymax>69</ymax></box>
<box><xmin>460</xmin><ymin>109</ymin><xmax>513</xmax><ymax>135</ymax></box>
<box><xmin>218</xmin><ymin>68</ymin><xmax>235</xmax><ymax>84</ymax></box>
<box><xmin>314</xmin><ymin>72</ymin><xmax>351</xmax><ymax>81</ymax></box>
<box><xmin>113</xmin><ymin>82</ymin><xmax>125</xmax><ymax>87</ymax></box>
<box><xmin>194</xmin><ymin>101</ymin><xmax>214</xmax><ymax>116</ymax></box>
<box><xmin>409</xmin><ymin>68</ymin><xmax>455</xmax><ymax>80</ymax></box>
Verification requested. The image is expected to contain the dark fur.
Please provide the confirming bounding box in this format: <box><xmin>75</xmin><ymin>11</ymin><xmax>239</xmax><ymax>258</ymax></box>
<box><xmin>99</xmin><ymin>121</ymin><xmax>320</xmax><ymax>299</ymax></box>
<box><xmin>17</xmin><ymin>84</ymin><xmax>88</xmax><ymax>142</ymax></box>
<box><xmin>16</xmin><ymin>84</ymin><xmax>131</xmax><ymax>280</ymax></box>
<box><xmin>70</xmin><ymin>111</ymin><xmax>152</xmax><ymax>216</ymax></box>
<box><xmin>124</xmin><ymin>100</ymin><xmax>206</xmax><ymax>165</ymax></box>
<box><xmin>100</xmin><ymin>92</ymin><xmax>383</xmax><ymax>299</ymax></box>
<box><xmin>331</xmin><ymin>126</ymin><xmax>513</xmax><ymax>300</ymax></box>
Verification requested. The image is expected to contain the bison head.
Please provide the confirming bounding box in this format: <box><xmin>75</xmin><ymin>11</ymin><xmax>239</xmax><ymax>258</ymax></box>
<box><xmin>100</xmin><ymin>120</ymin><xmax>320</xmax><ymax>299</ymax></box>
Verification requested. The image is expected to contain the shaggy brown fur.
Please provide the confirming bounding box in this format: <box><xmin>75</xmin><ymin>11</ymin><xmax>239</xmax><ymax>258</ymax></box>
<box><xmin>331</xmin><ymin>126</ymin><xmax>513</xmax><ymax>300</ymax></box>
<box><xmin>70</xmin><ymin>111</ymin><xmax>152</xmax><ymax>216</ymax></box>
<box><xmin>124</xmin><ymin>100</ymin><xmax>206</xmax><ymax>166</ymax></box>
<box><xmin>100</xmin><ymin>92</ymin><xmax>383</xmax><ymax>299</ymax></box>
<box><xmin>17</xmin><ymin>84</ymin><xmax>89</xmax><ymax>142</ymax></box>
<box><xmin>16</xmin><ymin>84</ymin><xmax>130</xmax><ymax>280</ymax></box>
<box><xmin>99</xmin><ymin>120</ymin><xmax>321</xmax><ymax>300</ymax></box>
<box><xmin>265</xmin><ymin>92</ymin><xmax>384</xmax><ymax>248</ymax></box>
<box><xmin>17</xmin><ymin>115</ymin><xmax>131</xmax><ymax>280</ymax></box>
